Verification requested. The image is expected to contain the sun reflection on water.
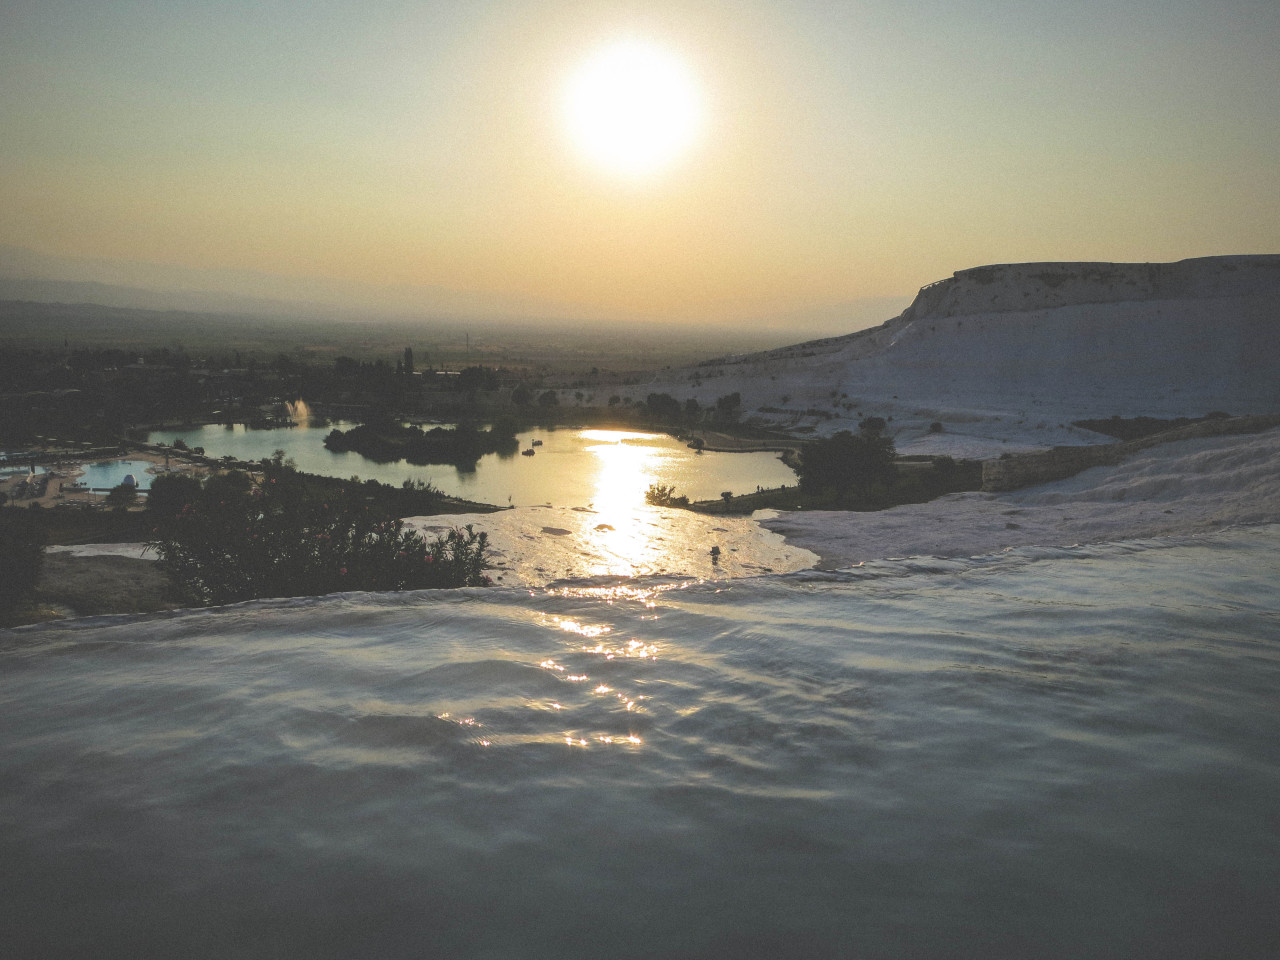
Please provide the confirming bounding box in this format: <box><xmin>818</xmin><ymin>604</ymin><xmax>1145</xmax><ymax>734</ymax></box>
<box><xmin>549</xmin><ymin>617</ymin><xmax>612</xmax><ymax>639</ymax></box>
<box><xmin>544</xmin><ymin>581</ymin><xmax>689</xmax><ymax>606</ymax></box>
<box><xmin>580</xmin><ymin>429</ymin><xmax>678</xmax><ymax>578</ymax></box>
<box><xmin>420</xmin><ymin>434</ymin><xmax>813</xmax><ymax>757</ymax></box>
<box><xmin>583</xmin><ymin>638</ymin><xmax>660</xmax><ymax>661</ymax></box>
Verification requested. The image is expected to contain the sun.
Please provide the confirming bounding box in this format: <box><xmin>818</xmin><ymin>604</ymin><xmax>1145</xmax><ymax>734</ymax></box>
<box><xmin>563</xmin><ymin>40</ymin><xmax>703</xmax><ymax>178</ymax></box>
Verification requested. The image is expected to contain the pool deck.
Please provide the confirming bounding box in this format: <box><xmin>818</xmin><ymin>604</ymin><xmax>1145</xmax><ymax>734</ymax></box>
<box><xmin>1</xmin><ymin>450</ymin><xmax>205</xmax><ymax>509</ymax></box>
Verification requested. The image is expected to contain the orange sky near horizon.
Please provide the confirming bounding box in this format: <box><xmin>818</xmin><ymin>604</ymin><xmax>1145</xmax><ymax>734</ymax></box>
<box><xmin>2</xmin><ymin>0</ymin><xmax>1277</xmax><ymax>324</ymax></box>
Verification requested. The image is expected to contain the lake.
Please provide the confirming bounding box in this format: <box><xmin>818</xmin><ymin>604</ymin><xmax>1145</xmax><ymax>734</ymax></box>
<box><xmin>151</xmin><ymin>422</ymin><xmax>798</xmax><ymax>507</ymax></box>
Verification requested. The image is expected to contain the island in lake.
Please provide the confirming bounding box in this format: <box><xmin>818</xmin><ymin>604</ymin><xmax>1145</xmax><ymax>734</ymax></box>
<box><xmin>323</xmin><ymin>420</ymin><xmax>520</xmax><ymax>469</ymax></box>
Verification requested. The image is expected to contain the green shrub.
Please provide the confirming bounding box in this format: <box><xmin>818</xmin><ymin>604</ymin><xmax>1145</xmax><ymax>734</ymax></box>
<box><xmin>644</xmin><ymin>483</ymin><xmax>689</xmax><ymax>508</ymax></box>
<box><xmin>149</xmin><ymin>464</ymin><xmax>490</xmax><ymax>606</ymax></box>
<box><xmin>0</xmin><ymin>510</ymin><xmax>45</xmax><ymax>620</ymax></box>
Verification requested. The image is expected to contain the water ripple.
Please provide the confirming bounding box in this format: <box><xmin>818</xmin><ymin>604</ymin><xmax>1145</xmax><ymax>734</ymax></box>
<box><xmin>3</xmin><ymin>529</ymin><xmax>1280</xmax><ymax>958</ymax></box>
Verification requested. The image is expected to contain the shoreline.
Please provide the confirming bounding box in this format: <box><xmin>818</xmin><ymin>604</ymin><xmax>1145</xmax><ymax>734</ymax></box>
<box><xmin>14</xmin><ymin>425</ymin><xmax>1280</xmax><ymax>625</ymax></box>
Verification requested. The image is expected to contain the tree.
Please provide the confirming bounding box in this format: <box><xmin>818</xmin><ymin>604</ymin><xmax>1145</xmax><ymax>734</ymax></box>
<box><xmin>105</xmin><ymin>483</ymin><xmax>138</xmax><ymax>511</ymax></box>
<box><xmin>511</xmin><ymin>384</ymin><xmax>533</xmax><ymax>406</ymax></box>
<box><xmin>538</xmin><ymin>390</ymin><xmax>559</xmax><ymax>407</ymax></box>
<box><xmin>146</xmin><ymin>472</ymin><xmax>203</xmax><ymax>520</ymax></box>
<box><xmin>714</xmin><ymin>392</ymin><xmax>742</xmax><ymax>424</ymax></box>
<box><xmin>645</xmin><ymin>393</ymin><xmax>681</xmax><ymax>422</ymax></box>
<box><xmin>457</xmin><ymin>366</ymin><xmax>498</xmax><ymax>393</ymax></box>
<box><xmin>796</xmin><ymin>429</ymin><xmax>896</xmax><ymax>494</ymax></box>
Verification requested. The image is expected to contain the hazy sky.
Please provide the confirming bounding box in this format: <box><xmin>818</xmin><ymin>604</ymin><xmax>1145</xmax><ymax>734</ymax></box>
<box><xmin>2</xmin><ymin>0</ymin><xmax>1277</xmax><ymax>324</ymax></box>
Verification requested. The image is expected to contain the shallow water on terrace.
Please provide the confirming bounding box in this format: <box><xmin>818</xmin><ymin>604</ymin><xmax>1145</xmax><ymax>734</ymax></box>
<box><xmin>3</xmin><ymin>526</ymin><xmax>1279</xmax><ymax>958</ymax></box>
<box><xmin>409</xmin><ymin>502</ymin><xmax>817</xmax><ymax>585</ymax></box>
<box><xmin>153</xmin><ymin>422</ymin><xmax>797</xmax><ymax>506</ymax></box>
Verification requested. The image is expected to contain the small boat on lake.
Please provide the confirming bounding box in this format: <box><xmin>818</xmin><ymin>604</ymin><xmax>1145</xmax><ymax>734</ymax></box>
<box><xmin>521</xmin><ymin>448</ymin><xmax>536</xmax><ymax>457</ymax></box>
<box><xmin>531</xmin><ymin>439</ymin><xmax>543</xmax><ymax>446</ymax></box>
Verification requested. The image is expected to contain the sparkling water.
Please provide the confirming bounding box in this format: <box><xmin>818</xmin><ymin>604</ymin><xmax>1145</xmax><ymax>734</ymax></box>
<box><xmin>3</xmin><ymin>527</ymin><xmax>1279</xmax><ymax>958</ymax></box>
<box><xmin>152</xmin><ymin>424</ymin><xmax>798</xmax><ymax>506</ymax></box>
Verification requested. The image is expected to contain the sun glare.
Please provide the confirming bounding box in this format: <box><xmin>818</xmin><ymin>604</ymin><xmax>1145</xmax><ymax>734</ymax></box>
<box><xmin>563</xmin><ymin>39</ymin><xmax>702</xmax><ymax>177</ymax></box>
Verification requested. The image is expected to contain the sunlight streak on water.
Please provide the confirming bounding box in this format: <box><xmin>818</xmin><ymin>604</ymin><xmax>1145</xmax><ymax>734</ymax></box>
<box><xmin>546</xmin><ymin>617</ymin><xmax>612</xmax><ymax>638</ymax></box>
<box><xmin>155</xmin><ymin>423</ymin><xmax>797</xmax><ymax>507</ymax></box>
<box><xmin>583</xmin><ymin>429</ymin><xmax>676</xmax><ymax>576</ymax></box>
<box><xmin>542</xmin><ymin>580</ymin><xmax>688</xmax><ymax>605</ymax></box>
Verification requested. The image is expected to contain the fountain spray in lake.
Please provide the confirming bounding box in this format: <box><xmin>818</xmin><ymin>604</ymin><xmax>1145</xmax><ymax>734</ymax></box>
<box><xmin>285</xmin><ymin>399</ymin><xmax>312</xmax><ymax>422</ymax></box>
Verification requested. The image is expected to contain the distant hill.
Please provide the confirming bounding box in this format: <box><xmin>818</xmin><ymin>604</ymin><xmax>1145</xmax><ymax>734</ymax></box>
<box><xmin>0</xmin><ymin>277</ymin><xmax>320</xmax><ymax>318</ymax></box>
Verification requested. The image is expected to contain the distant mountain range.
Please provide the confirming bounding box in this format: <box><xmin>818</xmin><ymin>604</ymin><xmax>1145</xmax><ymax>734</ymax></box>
<box><xmin>0</xmin><ymin>244</ymin><xmax>907</xmax><ymax>335</ymax></box>
<box><xmin>0</xmin><ymin>276</ymin><xmax>317</xmax><ymax>319</ymax></box>
<box><xmin>0</xmin><ymin>243</ymin><xmax>575</xmax><ymax>323</ymax></box>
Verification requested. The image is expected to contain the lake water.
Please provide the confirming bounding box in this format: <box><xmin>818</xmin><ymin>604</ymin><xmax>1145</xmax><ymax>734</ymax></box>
<box><xmin>4</xmin><ymin>525</ymin><xmax>1279</xmax><ymax>958</ymax></box>
<box><xmin>151</xmin><ymin>423</ymin><xmax>797</xmax><ymax>507</ymax></box>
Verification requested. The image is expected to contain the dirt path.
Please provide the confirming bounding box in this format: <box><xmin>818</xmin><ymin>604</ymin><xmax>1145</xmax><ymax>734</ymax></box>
<box><xmin>30</xmin><ymin>553</ymin><xmax>181</xmax><ymax>621</ymax></box>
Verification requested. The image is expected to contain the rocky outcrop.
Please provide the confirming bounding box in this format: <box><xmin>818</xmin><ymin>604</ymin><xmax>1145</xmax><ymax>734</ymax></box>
<box><xmin>900</xmin><ymin>255</ymin><xmax>1280</xmax><ymax>323</ymax></box>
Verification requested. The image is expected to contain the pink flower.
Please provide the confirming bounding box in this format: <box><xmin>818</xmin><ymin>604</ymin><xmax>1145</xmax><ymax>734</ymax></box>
<box><xmin>339</xmin><ymin>567</ymin><xmax>347</xmax><ymax>575</ymax></box>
